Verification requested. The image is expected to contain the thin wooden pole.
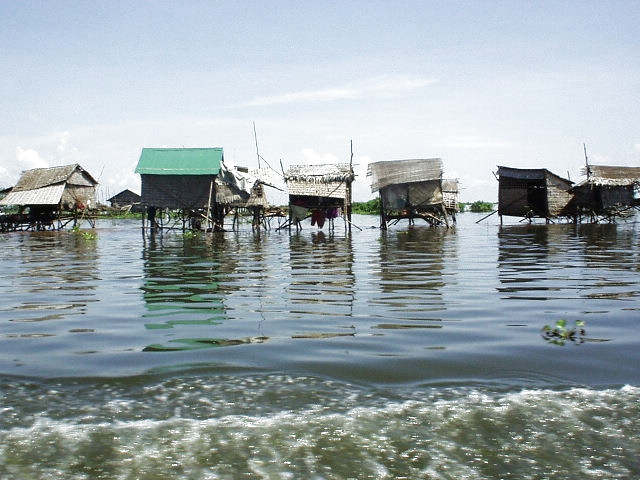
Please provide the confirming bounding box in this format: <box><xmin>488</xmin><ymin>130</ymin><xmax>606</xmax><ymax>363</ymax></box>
<box><xmin>205</xmin><ymin>180</ymin><xmax>214</xmax><ymax>231</ymax></box>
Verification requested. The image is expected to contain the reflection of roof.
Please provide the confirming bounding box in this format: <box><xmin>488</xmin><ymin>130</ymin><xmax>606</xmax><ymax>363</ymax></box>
<box><xmin>368</xmin><ymin>158</ymin><xmax>442</xmax><ymax>193</ymax></box>
<box><xmin>135</xmin><ymin>148</ymin><xmax>223</xmax><ymax>175</ymax></box>
<box><xmin>580</xmin><ymin>165</ymin><xmax>640</xmax><ymax>186</ymax></box>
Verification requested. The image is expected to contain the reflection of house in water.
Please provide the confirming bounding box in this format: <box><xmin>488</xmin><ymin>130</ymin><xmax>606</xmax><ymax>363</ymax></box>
<box><xmin>12</xmin><ymin>233</ymin><xmax>99</xmax><ymax>323</ymax></box>
<box><xmin>287</xmin><ymin>232</ymin><xmax>355</xmax><ymax>321</ymax></box>
<box><xmin>140</xmin><ymin>236</ymin><xmax>237</xmax><ymax>351</ymax></box>
<box><xmin>367</xmin><ymin>158</ymin><xmax>454</xmax><ymax>229</ymax></box>
<box><xmin>374</xmin><ymin>228</ymin><xmax>450</xmax><ymax>323</ymax></box>
<box><xmin>497</xmin><ymin>223</ymin><xmax>639</xmax><ymax>304</ymax></box>
<box><xmin>0</xmin><ymin>164</ymin><xmax>98</xmax><ymax>231</ymax></box>
<box><xmin>496</xmin><ymin>166</ymin><xmax>574</xmax><ymax>224</ymax></box>
<box><xmin>571</xmin><ymin>165</ymin><xmax>640</xmax><ymax>222</ymax></box>
<box><xmin>283</xmin><ymin>164</ymin><xmax>355</xmax><ymax>232</ymax></box>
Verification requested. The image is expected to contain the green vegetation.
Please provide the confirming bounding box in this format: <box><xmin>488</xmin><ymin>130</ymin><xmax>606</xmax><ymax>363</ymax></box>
<box><xmin>71</xmin><ymin>225</ymin><xmax>97</xmax><ymax>240</ymax></box>
<box><xmin>352</xmin><ymin>198</ymin><xmax>381</xmax><ymax>214</ymax></box>
<box><xmin>542</xmin><ymin>319</ymin><xmax>585</xmax><ymax>346</ymax></box>
<box><xmin>459</xmin><ymin>201</ymin><xmax>495</xmax><ymax>213</ymax></box>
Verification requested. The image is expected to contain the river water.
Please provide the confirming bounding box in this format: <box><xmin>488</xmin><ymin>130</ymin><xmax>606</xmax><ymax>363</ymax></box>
<box><xmin>1</xmin><ymin>213</ymin><xmax>639</xmax><ymax>479</ymax></box>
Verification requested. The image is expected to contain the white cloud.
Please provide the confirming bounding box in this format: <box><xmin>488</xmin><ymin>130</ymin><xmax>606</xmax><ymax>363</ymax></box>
<box><xmin>16</xmin><ymin>146</ymin><xmax>48</xmax><ymax>170</ymax></box>
<box><xmin>634</xmin><ymin>143</ymin><xmax>640</xmax><ymax>152</ymax></box>
<box><xmin>301</xmin><ymin>148</ymin><xmax>339</xmax><ymax>165</ymax></box>
<box><xmin>57</xmin><ymin>130</ymin><xmax>70</xmax><ymax>153</ymax></box>
<box><xmin>241</xmin><ymin>76</ymin><xmax>437</xmax><ymax>107</ymax></box>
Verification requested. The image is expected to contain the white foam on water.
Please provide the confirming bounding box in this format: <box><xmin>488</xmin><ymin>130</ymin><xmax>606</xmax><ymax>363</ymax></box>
<box><xmin>1</xmin><ymin>381</ymin><xmax>639</xmax><ymax>479</ymax></box>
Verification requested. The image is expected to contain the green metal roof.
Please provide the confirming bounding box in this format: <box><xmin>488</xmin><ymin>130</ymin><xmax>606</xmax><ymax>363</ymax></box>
<box><xmin>135</xmin><ymin>148</ymin><xmax>223</xmax><ymax>175</ymax></box>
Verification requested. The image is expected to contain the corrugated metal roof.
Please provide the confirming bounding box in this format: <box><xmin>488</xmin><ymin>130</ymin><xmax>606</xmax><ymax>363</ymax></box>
<box><xmin>367</xmin><ymin>158</ymin><xmax>442</xmax><ymax>193</ymax></box>
<box><xmin>0</xmin><ymin>184</ymin><xmax>65</xmax><ymax>206</ymax></box>
<box><xmin>135</xmin><ymin>148</ymin><xmax>223</xmax><ymax>175</ymax></box>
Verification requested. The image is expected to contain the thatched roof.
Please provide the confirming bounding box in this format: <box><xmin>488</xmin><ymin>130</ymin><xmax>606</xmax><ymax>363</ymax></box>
<box><xmin>368</xmin><ymin>158</ymin><xmax>442</xmax><ymax>193</ymax></box>
<box><xmin>11</xmin><ymin>164</ymin><xmax>97</xmax><ymax>191</ymax></box>
<box><xmin>580</xmin><ymin>165</ymin><xmax>640</xmax><ymax>186</ymax></box>
<box><xmin>285</xmin><ymin>164</ymin><xmax>354</xmax><ymax>184</ymax></box>
<box><xmin>0</xmin><ymin>164</ymin><xmax>98</xmax><ymax>206</ymax></box>
<box><xmin>442</xmin><ymin>178</ymin><xmax>459</xmax><ymax>192</ymax></box>
<box><xmin>216</xmin><ymin>164</ymin><xmax>269</xmax><ymax>207</ymax></box>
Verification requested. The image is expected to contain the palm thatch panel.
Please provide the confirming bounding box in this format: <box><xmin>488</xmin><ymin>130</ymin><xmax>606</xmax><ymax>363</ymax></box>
<box><xmin>285</xmin><ymin>164</ymin><xmax>354</xmax><ymax>200</ymax></box>
<box><xmin>367</xmin><ymin>158</ymin><xmax>443</xmax><ymax>193</ymax></box>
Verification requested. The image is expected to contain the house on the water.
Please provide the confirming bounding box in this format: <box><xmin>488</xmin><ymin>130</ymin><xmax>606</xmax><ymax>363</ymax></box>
<box><xmin>367</xmin><ymin>158</ymin><xmax>451</xmax><ymax>229</ymax></box>
<box><xmin>442</xmin><ymin>178</ymin><xmax>460</xmax><ymax>221</ymax></box>
<box><xmin>107</xmin><ymin>189</ymin><xmax>142</xmax><ymax>212</ymax></box>
<box><xmin>571</xmin><ymin>165</ymin><xmax>640</xmax><ymax>222</ymax></box>
<box><xmin>496</xmin><ymin>166</ymin><xmax>574</xmax><ymax>223</ymax></box>
<box><xmin>135</xmin><ymin>147</ymin><xmax>270</xmax><ymax>232</ymax></box>
<box><xmin>0</xmin><ymin>163</ymin><xmax>98</xmax><ymax>231</ymax></box>
<box><xmin>216</xmin><ymin>165</ymin><xmax>274</xmax><ymax>230</ymax></box>
<box><xmin>135</xmin><ymin>147</ymin><xmax>224</xmax><ymax>231</ymax></box>
<box><xmin>283</xmin><ymin>163</ymin><xmax>355</xmax><ymax>231</ymax></box>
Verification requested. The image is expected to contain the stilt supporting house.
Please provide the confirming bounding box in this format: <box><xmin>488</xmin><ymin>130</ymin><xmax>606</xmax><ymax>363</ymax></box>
<box><xmin>367</xmin><ymin>158</ymin><xmax>453</xmax><ymax>229</ymax></box>
<box><xmin>0</xmin><ymin>164</ymin><xmax>98</xmax><ymax>231</ymax></box>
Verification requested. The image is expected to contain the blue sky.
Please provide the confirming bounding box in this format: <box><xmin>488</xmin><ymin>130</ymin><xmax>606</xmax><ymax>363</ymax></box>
<box><xmin>1</xmin><ymin>0</ymin><xmax>639</xmax><ymax>203</ymax></box>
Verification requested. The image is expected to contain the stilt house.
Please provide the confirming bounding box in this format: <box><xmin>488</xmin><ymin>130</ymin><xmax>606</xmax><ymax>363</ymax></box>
<box><xmin>442</xmin><ymin>178</ymin><xmax>460</xmax><ymax>220</ymax></box>
<box><xmin>284</xmin><ymin>163</ymin><xmax>355</xmax><ymax>231</ymax></box>
<box><xmin>216</xmin><ymin>165</ymin><xmax>271</xmax><ymax>230</ymax></box>
<box><xmin>571</xmin><ymin>165</ymin><xmax>640</xmax><ymax>220</ymax></box>
<box><xmin>496</xmin><ymin>166</ymin><xmax>574</xmax><ymax>223</ymax></box>
<box><xmin>135</xmin><ymin>148</ymin><xmax>224</xmax><ymax>231</ymax></box>
<box><xmin>367</xmin><ymin>158</ymin><xmax>450</xmax><ymax>228</ymax></box>
<box><xmin>0</xmin><ymin>163</ymin><xmax>98</xmax><ymax>230</ymax></box>
<box><xmin>107</xmin><ymin>189</ymin><xmax>142</xmax><ymax>212</ymax></box>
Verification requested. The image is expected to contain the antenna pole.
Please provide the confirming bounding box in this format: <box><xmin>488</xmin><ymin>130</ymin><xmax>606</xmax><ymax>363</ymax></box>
<box><xmin>253</xmin><ymin>122</ymin><xmax>261</xmax><ymax>169</ymax></box>
<box><xmin>583</xmin><ymin>143</ymin><xmax>589</xmax><ymax>178</ymax></box>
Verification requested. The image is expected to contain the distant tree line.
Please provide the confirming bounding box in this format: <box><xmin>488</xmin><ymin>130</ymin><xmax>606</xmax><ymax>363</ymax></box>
<box><xmin>351</xmin><ymin>198</ymin><xmax>495</xmax><ymax>214</ymax></box>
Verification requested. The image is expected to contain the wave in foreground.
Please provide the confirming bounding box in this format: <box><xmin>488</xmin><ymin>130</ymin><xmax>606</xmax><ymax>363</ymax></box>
<box><xmin>1</xmin><ymin>375</ymin><xmax>639</xmax><ymax>479</ymax></box>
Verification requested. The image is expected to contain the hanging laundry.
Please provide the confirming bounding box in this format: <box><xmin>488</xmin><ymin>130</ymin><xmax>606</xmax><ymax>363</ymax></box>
<box><xmin>311</xmin><ymin>209</ymin><xmax>326</xmax><ymax>228</ymax></box>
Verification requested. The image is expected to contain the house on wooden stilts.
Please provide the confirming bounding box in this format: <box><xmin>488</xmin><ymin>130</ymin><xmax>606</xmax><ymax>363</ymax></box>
<box><xmin>442</xmin><ymin>178</ymin><xmax>460</xmax><ymax>222</ymax></box>
<box><xmin>496</xmin><ymin>166</ymin><xmax>574</xmax><ymax>224</ymax></box>
<box><xmin>367</xmin><ymin>158</ymin><xmax>451</xmax><ymax>229</ymax></box>
<box><xmin>107</xmin><ymin>189</ymin><xmax>143</xmax><ymax>213</ymax></box>
<box><xmin>216</xmin><ymin>165</ymin><xmax>275</xmax><ymax>231</ymax></box>
<box><xmin>135</xmin><ymin>148</ymin><xmax>225</xmax><ymax>232</ymax></box>
<box><xmin>571</xmin><ymin>165</ymin><xmax>640</xmax><ymax>222</ymax></box>
<box><xmin>0</xmin><ymin>164</ymin><xmax>98</xmax><ymax>231</ymax></box>
<box><xmin>282</xmin><ymin>164</ymin><xmax>355</xmax><ymax>232</ymax></box>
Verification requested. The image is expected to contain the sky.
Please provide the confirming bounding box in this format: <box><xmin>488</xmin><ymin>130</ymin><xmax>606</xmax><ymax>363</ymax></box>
<box><xmin>1</xmin><ymin>0</ymin><xmax>639</xmax><ymax>204</ymax></box>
